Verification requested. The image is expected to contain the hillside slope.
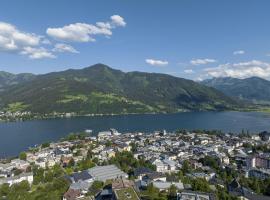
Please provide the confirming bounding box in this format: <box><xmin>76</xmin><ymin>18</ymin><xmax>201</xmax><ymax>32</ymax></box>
<box><xmin>0</xmin><ymin>71</ymin><xmax>35</xmax><ymax>92</ymax></box>
<box><xmin>202</xmin><ymin>77</ymin><xmax>270</xmax><ymax>104</ymax></box>
<box><xmin>0</xmin><ymin>64</ymin><xmax>240</xmax><ymax>114</ymax></box>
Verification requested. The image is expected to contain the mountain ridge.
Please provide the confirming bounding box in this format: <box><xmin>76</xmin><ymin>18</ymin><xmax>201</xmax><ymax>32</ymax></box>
<box><xmin>202</xmin><ymin>76</ymin><xmax>270</xmax><ymax>104</ymax></box>
<box><xmin>0</xmin><ymin>64</ymin><xmax>241</xmax><ymax>114</ymax></box>
<box><xmin>0</xmin><ymin>71</ymin><xmax>36</xmax><ymax>92</ymax></box>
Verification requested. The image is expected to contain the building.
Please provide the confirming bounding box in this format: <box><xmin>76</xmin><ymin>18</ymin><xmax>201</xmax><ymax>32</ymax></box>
<box><xmin>152</xmin><ymin>181</ymin><xmax>184</xmax><ymax>191</ymax></box>
<box><xmin>248</xmin><ymin>168</ymin><xmax>270</xmax><ymax>180</ymax></box>
<box><xmin>112</xmin><ymin>178</ymin><xmax>141</xmax><ymax>200</ymax></box>
<box><xmin>88</xmin><ymin>165</ymin><xmax>128</xmax><ymax>182</ymax></box>
<box><xmin>177</xmin><ymin>191</ymin><xmax>215</xmax><ymax>200</ymax></box>
<box><xmin>247</xmin><ymin>154</ymin><xmax>270</xmax><ymax>169</ymax></box>
<box><xmin>0</xmin><ymin>172</ymin><xmax>33</xmax><ymax>186</ymax></box>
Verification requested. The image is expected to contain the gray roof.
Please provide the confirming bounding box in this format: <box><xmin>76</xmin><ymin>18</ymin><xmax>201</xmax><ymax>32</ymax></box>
<box><xmin>153</xmin><ymin>181</ymin><xmax>184</xmax><ymax>190</ymax></box>
<box><xmin>72</xmin><ymin>170</ymin><xmax>93</xmax><ymax>182</ymax></box>
<box><xmin>0</xmin><ymin>172</ymin><xmax>33</xmax><ymax>185</ymax></box>
<box><xmin>88</xmin><ymin>165</ymin><xmax>127</xmax><ymax>182</ymax></box>
<box><xmin>70</xmin><ymin>181</ymin><xmax>92</xmax><ymax>191</ymax></box>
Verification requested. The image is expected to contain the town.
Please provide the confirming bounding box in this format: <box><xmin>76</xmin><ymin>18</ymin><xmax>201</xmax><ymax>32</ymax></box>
<box><xmin>1</xmin><ymin>129</ymin><xmax>270</xmax><ymax>200</ymax></box>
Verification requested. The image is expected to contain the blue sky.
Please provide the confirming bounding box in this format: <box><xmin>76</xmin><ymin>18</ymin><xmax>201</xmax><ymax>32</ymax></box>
<box><xmin>1</xmin><ymin>0</ymin><xmax>270</xmax><ymax>80</ymax></box>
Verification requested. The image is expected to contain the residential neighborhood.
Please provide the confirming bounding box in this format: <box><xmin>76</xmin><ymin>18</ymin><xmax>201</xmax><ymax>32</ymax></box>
<box><xmin>1</xmin><ymin>129</ymin><xmax>270</xmax><ymax>199</ymax></box>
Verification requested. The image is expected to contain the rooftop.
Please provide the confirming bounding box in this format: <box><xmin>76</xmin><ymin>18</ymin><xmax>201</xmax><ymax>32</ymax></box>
<box><xmin>114</xmin><ymin>187</ymin><xmax>140</xmax><ymax>200</ymax></box>
<box><xmin>88</xmin><ymin>165</ymin><xmax>128</xmax><ymax>182</ymax></box>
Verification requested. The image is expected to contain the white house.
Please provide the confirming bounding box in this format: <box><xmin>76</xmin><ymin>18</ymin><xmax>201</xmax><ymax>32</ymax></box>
<box><xmin>0</xmin><ymin>172</ymin><xmax>33</xmax><ymax>186</ymax></box>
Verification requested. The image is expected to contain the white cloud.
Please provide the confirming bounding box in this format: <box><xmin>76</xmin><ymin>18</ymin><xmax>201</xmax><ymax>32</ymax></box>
<box><xmin>20</xmin><ymin>47</ymin><xmax>56</xmax><ymax>59</ymax></box>
<box><xmin>46</xmin><ymin>15</ymin><xmax>126</xmax><ymax>42</ymax></box>
<box><xmin>204</xmin><ymin>60</ymin><xmax>270</xmax><ymax>79</ymax></box>
<box><xmin>0</xmin><ymin>17</ymin><xmax>126</xmax><ymax>59</ymax></box>
<box><xmin>110</xmin><ymin>15</ymin><xmax>126</xmax><ymax>27</ymax></box>
<box><xmin>184</xmin><ymin>69</ymin><xmax>194</xmax><ymax>74</ymax></box>
<box><xmin>190</xmin><ymin>58</ymin><xmax>217</xmax><ymax>65</ymax></box>
<box><xmin>0</xmin><ymin>22</ymin><xmax>57</xmax><ymax>59</ymax></box>
<box><xmin>145</xmin><ymin>59</ymin><xmax>168</xmax><ymax>66</ymax></box>
<box><xmin>41</xmin><ymin>38</ymin><xmax>51</xmax><ymax>45</ymax></box>
<box><xmin>0</xmin><ymin>22</ymin><xmax>40</xmax><ymax>52</ymax></box>
<box><xmin>233</xmin><ymin>50</ymin><xmax>245</xmax><ymax>55</ymax></box>
<box><xmin>53</xmin><ymin>43</ymin><xmax>79</xmax><ymax>53</ymax></box>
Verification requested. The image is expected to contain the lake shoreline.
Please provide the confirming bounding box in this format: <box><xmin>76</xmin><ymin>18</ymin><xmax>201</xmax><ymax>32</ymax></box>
<box><xmin>0</xmin><ymin>111</ymin><xmax>270</xmax><ymax>158</ymax></box>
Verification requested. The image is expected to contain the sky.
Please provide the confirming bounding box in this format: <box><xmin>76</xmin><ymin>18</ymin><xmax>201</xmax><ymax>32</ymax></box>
<box><xmin>1</xmin><ymin>0</ymin><xmax>270</xmax><ymax>80</ymax></box>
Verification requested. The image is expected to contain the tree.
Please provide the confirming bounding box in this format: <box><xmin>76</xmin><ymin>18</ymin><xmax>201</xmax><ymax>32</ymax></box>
<box><xmin>192</xmin><ymin>178</ymin><xmax>211</xmax><ymax>192</ymax></box>
<box><xmin>19</xmin><ymin>152</ymin><xmax>27</xmax><ymax>160</ymax></box>
<box><xmin>87</xmin><ymin>149</ymin><xmax>93</xmax><ymax>159</ymax></box>
<box><xmin>200</xmin><ymin>156</ymin><xmax>219</xmax><ymax>170</ymax></box>
<box><xmin>182</xmin><ymin>160</ymin><xmax>191</xmax><ymax>174</ymax></box>
<box><xmin>143</xmin><ymin>183</ymin><xmax>160</xmax><ymax>200</ymax></box>
<box><xmin>77</xmin><ymin>159</ymin><xmax>95</xmax><ymax>171</ymax></box>
<box><xmin>67</xmin><ymin>158</ymin><xmax>75</xmax><ymax>167</ymax></box>
<box><xmin>0</xmin><ymin>183</ymin><xmax>10</xmax><ymax>197</ymax></box>
<box><xmin>105</xmin><ymin>140</ymin><xmax>112</xmax><ymax>147</ymax></box>
<box><xmin>33</xmin><ymin>166</ymin><xmax>45</xmax><ymax>185</ymax></box>
<box><xmin>7</xmin><ymin>180</ymin><xmax>30</xmax><ymax>200</ymax></box>
<box><xmin>168</xmin><ymin>184</ymin><xmax>177</xmax><ymax>199</ymax></box>
<box><xmin>89</xmin><ymin>181</ymin><xmax>104</xmax><ymax>195</ymax></box>
<box><xmin>41</xmin><ymin>142</ymin><xmax>50</xmax><ymax>148</ymax></box>
<box><xmin>13</xmin><ymin>168</ymin><xmax>23</xmax><ymax>176</ymax></box>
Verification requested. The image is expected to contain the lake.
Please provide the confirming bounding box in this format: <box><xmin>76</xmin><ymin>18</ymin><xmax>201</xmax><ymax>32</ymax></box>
<box><xmin>0</xmin><ymin>111</ymin><xmax>270</xmax><ymax>158</ymax></box>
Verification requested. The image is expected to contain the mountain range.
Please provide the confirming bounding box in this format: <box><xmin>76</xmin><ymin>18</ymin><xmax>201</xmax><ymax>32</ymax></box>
<box><xmin>0</xmin><ymin>64</ymin><xmax>239</xmax><ymax>114</ymax></box>
<box><xmin>0</xmin><ymin>71</ymin><xmax>35</xmax><ymax>92</ymax></box>
<box><xmin>202</xmin><ymin>77</ymin><xmax>270</xmax><ymax>104</ymax></box>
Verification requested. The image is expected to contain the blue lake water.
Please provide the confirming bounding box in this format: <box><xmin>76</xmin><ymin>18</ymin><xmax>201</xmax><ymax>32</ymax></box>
<box><xmin>0</xmin><ymin>111</ymin><xmax>270</xmax><ymax>158</ymax></box>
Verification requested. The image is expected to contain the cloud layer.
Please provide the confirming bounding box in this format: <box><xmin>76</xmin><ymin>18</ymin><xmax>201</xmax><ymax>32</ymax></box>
<box><xmin>46</xmin><ymin>15</ymin><xmax>126</xmax><ymax>42</ymax></box>
<box><xmin>205</xmin><ymin>60</ymin><xmax>270</xmax><ymax>79</ymax></box>
<box><xmin>184</xmin><ymin>69</ymin><xmax>194</xmax><ymax>74</ymax></box>
<box><xmin>145</xmin><ymin>59</ymin><xmax>168</xmax><ymax>66</ymax></box>
<box><xmin>0</xmin><ymin>22</ymin><xmax>42</xmax><ymax>58</ymax></box>
<box><xmin>0</xmin><ymin>15</ymin><xmax>126</xmax><ymax>59</ymax></box>
<box><xmin>190</xmin><ymin>58</ymin><xmax>217</xmax><ymax>65</ymax></box>
<box><xmin>53</xmin><ymin>43</ymin><xmax>79</xmax><ymax>53</ymax></box>
<box><xmin>20</xmin><ymin>47</ymin><xmax>56</xmax><ymax>59</ymax></box>
<box><xmin>233</xmin><ymin>50</ymin><xmax>245</xmax><ymax>55</ymax></box>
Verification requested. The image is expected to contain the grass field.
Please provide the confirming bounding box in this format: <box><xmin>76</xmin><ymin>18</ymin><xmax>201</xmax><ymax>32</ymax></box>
<box><xmin>114</xmin><ymin>187</ymin><xmax>140</xmax><ymax>200</ymax></box>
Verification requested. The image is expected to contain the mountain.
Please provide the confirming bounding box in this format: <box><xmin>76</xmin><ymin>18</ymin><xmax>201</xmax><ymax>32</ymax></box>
<box><xmin>0</xmin><ymin>64</ymin><xmax>240</xmax><ymax>114</ymax></box>
<box><xmin>0</xmin><ymin>71</ymin><xmax>36</xmax><ymax>92</ymax></box>
<box><xmin>202</xmin><ymin>77</ymin><xmax>270</xmax><ymax>104</ymax></box>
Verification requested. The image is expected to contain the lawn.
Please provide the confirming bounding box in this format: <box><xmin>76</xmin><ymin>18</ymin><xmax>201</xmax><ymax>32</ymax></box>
<box><xmin>114</xmin><ymin>187</ymin><xmax>140</xmax><ymax>200</ymax></box>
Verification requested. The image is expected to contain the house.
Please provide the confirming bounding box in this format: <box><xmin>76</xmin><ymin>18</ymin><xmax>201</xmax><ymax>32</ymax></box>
<box><xmin>248</xmin><ymin>168</ymin><xmax>270</xmax><ymax>180</ymax></box>
<box><xmin>98</xmin><ymin>131</ymin><xmax>112</xmax><ymax>140</ymax></box>
<box><xmin>152</xmin><ymin>159</ymin><xmax>177</xmax><ymax>173</ymax></box>
<box><xmin>88</xmin><ymin>165</ymin><xmax>128</xmax><ymax>182</ymax></box>
<box><xmin>112</xmin><ymin>178</ymin><xmax>141</xmax><ymax>200</ymax></box>
<box><xmin>116</xmin><ymin>143</ymin><xmax>131</xmax><ymax>152</ymax></box>
<box><xmin>134</xmin><ymin>167</ymin><xmax>153</xmax><ymax>180</ymax></box>
<box><xmin>247</xmin><ymin>154</ymin><xmax>270</xmax><ymax>169</ymax></box>
<box><xmin>152</xmin><ymin>159</ymin><xmax>168</xmax><ymax>173</ymax></box>
<box><xmin>0</xmin><ymin>172</ymin><xmax>33</xmax><ymax>186</ymax></box>
<box><xmin>63</xmin><ymin>188</ymin><xmax>82</xmax><ymax>200</ymax></box>
<box><xmin>65</xmin><ymin>170</ymin><xmax>94</xmax><ymax>198</ymax></box>
<box><xmin>163</xmin><ymin>159</ymin><xmax>177</xmax><ymax>171</ymax></box>
<box><xmin>187</xmin><ymin>172</ymin><xmax>212</xmax><ymax>181</ymax></box>
<box><xmin>95</xmin><ymin>187</ymin><xmax>113</xmax><ymax>200</ymax></box>
<box><xmin>259</xmin><ymin>131</ymin><xmax>270</xmax><ymax>141</ymax></box>
<box><xmin>146</xmin><ymin>172</ymin><xmax>167</xmax><ymax>182</ymax></box>
<box><xmin>0</xmin><ymin>162</ymin><xmax>14</xmax><ymax>175</ymax></box>
<box><xmin>152</xmin><ymin>181</ymin><xmax>184</xmax><ymax>191</ymax></box>
<box><xmin>226</xmin><ymin>178</ymin><xmax>270</xmax><ymax>200</ymax></box>
<box><xmin>177</xmin><ymin>191</ymin><xmax>216</xmax><ymax>200</ymax></box>
<box><xmin>134</xmin><ymin>167</ymin><xmax>166</xmax><ymax>182</ymax></box>
<box><xmin>67</xmin><ymin>170</ymin><xmax>94</xmax><ymax>184</ymax></box>
<box><xmin>10</xmin><ymin>159</ymin><xmax>30</xmax><ymax>171</ymax></box>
